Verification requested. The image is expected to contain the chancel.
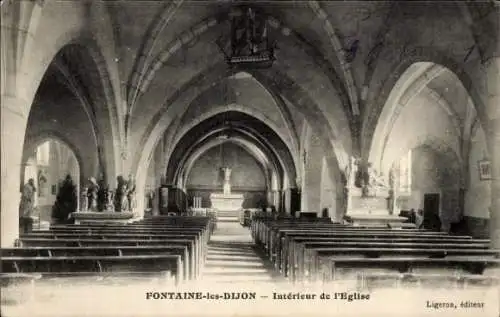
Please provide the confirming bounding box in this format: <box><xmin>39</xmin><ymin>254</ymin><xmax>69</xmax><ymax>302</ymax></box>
<box><xmin>1</xmin><ymin>1</ymin><xmax>500</xmax><ymax>315</ymax></box>
<box><xmin>209</xmin><ymin>167</ymin><xmax>244</xmax><ymax>217</ymax></box>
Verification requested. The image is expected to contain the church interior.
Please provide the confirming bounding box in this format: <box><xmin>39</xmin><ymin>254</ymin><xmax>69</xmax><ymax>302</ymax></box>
<box><xmin>1</xmin><ymin>1</ymin><xmax>500</xmax><ymax>316</ymax></box>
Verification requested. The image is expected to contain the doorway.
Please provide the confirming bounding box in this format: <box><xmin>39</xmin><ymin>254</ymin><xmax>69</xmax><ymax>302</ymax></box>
<box><xmin>423</xmin><ymin>193</ymin><xmax>441</xmax><ymax>231</ymax></box>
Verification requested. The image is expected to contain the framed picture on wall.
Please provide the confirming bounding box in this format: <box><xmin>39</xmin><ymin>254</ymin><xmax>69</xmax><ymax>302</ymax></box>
<box><xmin>478</xmin><ymin>159</ymin><xmax>492</xmax><ymax>180</ymax></box>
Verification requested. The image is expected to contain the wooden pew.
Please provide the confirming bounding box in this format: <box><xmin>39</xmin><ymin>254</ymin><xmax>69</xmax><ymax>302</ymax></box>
<box><xmin>313</xmin><ymin>256</ymin><xmax>500</xmax><ymax>285</ymax></box>
<box><xmin>252</xmin><ymin>217</ymin><xmax>498</xmax><ymax>286</ymax></box>
<box><xmin>278</xmin><ymin>231</ymin><xmax>483</xmax><ymax>267</ymax></box>
<box><xmin>288</xmin><ymin>239</ymin><xmax>492</xmax><ymax>281</ymax></box>
<box><xmin>1</xmin><ymin>245</ymin><xmax>193</xmax><ymax>280</ymax></box>
<box><xmin>1</xmin><ymin>254</ymin><xmax>183</xmax><ymax>285</ymax></box>
<box><xmin>51</xmin><ymin>223</ymin><xmax>211</xmax><ymax>243</ymax></box>
<box><xmin>269</xmin><ymin>228</ymin><xmax>477</xmax><ymax>268</ymax></box>
<box><xmin>18</xmin><ymin>238</ymin><xmax>200</xmax><ymax>279</ymax></box>
<box><xmin>21</xmin><ymin>232</ymin><xmax>204</xmax><ymax>272</ymax></box>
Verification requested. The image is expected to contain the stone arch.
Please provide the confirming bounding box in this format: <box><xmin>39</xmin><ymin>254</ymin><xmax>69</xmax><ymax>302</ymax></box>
<box><xmin>133</xmin><ymin>64</ymin><xmax>346</xmax><ymax>219</ymax></box>
<box><xmin>126</xmin><ymin>11</ymin><xmax>355</xmax><ymax>152</ymax></box>
<box><xmin>363</xmin><ymin>47</ymin><xmax>490</xmax><ymax>161</ymax></box>
<box><xmin>166</xmin><ymin>115</ymin><xmax>291</xmax><ymax>191</ymax></box>
<box><xmin>21</xmin><ymin>130</ymin><xmax>85</xmax><ymax>190</ymax></box>
<box><xmin>52</xmin><ymin>41</ymin><xmax>121</xmax><ymax>183</ymax></box>
<box><xmin>167</xmin><ymin>103</ymin><xmax>299</xmax><ymax>177</ymax></box>
<box><xmin>178</xmin><ymin>138</ymin><xmax>276</xmax><ymax>192</ymax></box>
<box><xmin>369</xmin><ymin>62</ymin><xmax>465</xmax><ymax>173</ymax></box>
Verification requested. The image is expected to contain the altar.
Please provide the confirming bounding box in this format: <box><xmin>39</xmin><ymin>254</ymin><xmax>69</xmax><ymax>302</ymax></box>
<box><xmin>209</xmin><ymin>193</ymin><xmax>244</xmax><ymax>211</ymax></box>
<box><xmin>209</xmin><ymin>167</ymin><xmax>244</xmax><ymax>214</ymax></box>
<box><xmin>345</xmin><ymin>159</ymin><xmax>409</xmax><ymax>228</ymax></box>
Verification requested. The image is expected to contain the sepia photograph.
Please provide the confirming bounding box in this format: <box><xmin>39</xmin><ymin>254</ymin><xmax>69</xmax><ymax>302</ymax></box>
<box><xmin>1</xmin><ymin>0</ymin><xmax>499</xmax><ymax>316</ymax></box>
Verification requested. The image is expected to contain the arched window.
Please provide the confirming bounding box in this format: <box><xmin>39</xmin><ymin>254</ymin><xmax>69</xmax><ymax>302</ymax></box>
<box><xmin>36</xmin><ymin>141</ymin><xmax>50</xmax><ymax>166</ymax></box>
<box><xmin>36</xmin><ymin>141</ymin><xmax>51</xmax><ymax>198</ymax></box>
<box><xmin>399</xmin><ymin>150</ymin><xmax>412</xmax><ymax>193</ymax></box>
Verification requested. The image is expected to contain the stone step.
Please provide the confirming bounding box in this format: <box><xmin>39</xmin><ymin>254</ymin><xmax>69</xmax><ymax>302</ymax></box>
<box><xmin>216</xmin><ymin>216</ymin><xmax>240</xmax><ymax>222</ymax></box>
<box><xmin>201</xmin><ymin>275</ymin><xmax>274</xmax><ymax>282</ymax></box>
<box><xmin>204</xmin><ymin>260</ymin><xmax>266</xmax><ymax>268</ymax></box>
<box><xmin>209</xmin><ymin>244</ymin><xmax>254</xmax><ymax>248</ymax></box>
<box><xmin>206</xmin><ymin>255</ymin><xmax>263</xmax><ymax>262</ymax></box>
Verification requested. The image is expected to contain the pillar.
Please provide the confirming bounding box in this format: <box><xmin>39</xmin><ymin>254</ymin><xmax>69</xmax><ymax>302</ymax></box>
<box><xmin>489</xmin><ymin>118</ymin><xmax>500</xmax><ymax>248</ymax></box>
<box><xmin>485</xmin><ymin>57</ymin><xmax>500</xmax><ymax>249</ymax></box>
<box><xmin>1</xmin><ymin>95</ymin><xmax>29</xmax><ymax>247</ymax></box>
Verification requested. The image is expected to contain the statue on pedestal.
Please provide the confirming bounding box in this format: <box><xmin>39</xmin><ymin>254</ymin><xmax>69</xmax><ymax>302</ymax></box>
<box><xmin>19</xmin><ymin>178</ymin><xmax>36</xmax><ymax>217</ymax></box>
<box><xmin>80</xmin><ymin>186</ymin><xmax>88</xmax><ymax>212</ymax></box>
<box><xmin>96</xmin><ymin>179</ymin><xmax>108</xmax><ymax>212</ymax></box>
<box><xmin>52</xmin><ymin>175</ymin><xmax>78</xmax><ymax>222</ymax></box>
<box><xmin>222</xmin><ymin>167</ymin><xmax>232</xmax><ymax>195</ymax></box>
<box><xmin>362</xmin><ymin>163</ymin><xmax>389</xmax><ymax>197</ymax></box>
<box><xmin>114</xmin><ymin>175</ymin><xmax>129</xmax><ymax>212</ymax></box>
<box><xmin>345</xmin><ymin>157</ymin><xmax>357</xmax><ymax>189</ymax></box>
<box><xmin>106</xmin><ymin>189</ymin><xmax>115</xmax><ymax>211</ymax></box>
<box><xmin>87</xmin><ymin>177</ymin><xmax>99</xmax><ymax>212</ymax></box>
<box><xmin>127</xmin><ymin>174</ymin><xmax>136</xmax><ymax>212</ymax></box>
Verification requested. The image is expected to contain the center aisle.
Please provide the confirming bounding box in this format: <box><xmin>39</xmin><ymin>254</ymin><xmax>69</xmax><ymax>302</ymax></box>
<box><xmin>201</xmin><ymin>222</ymin><xmax>284</xmax><ymax>285</ymax></box>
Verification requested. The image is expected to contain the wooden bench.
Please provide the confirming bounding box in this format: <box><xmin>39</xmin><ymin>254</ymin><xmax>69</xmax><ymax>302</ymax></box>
<box><xmin>312</xmin><ymin>256</ymin><xmax>500</xmax><ymax>284</ymax></box>
<box><xmin>289</xmin><ymin>240</ymin><xmax>492</xmax><ymax>281</ymax></box>
<box><xmin>269</xmin><ymin>229</ymin><xmax>478</xmax><ymax>267</ymax></box>
<box><xmin>278</xmin><ymin>232</ymin><xmax>485</xmax><ymax>266</ymax></box>
<box><xmin>49</xmin><ymin>224</ymin><xmax>212</xmax><ymax>245</ymax></box>
<box><xmin>252</xmin><ymin>217</ymin><xmax>499</xmax><ymax>287</ymax></box>
<box><xmin>2</xmin><ymin>245</ymin><xmax>193</xmax><ymax>280</ymax></box>
<box><xmin>18</xmin><ymin>237</ymin><xmax>200</xmax><ymax>278</ymax></box>
<box><xmin>1</xmin><ymin>254</ymin><xmax>183</xmax><ymax>285</ymax></box>
<box><xmin>21</xmin><ymin>232</ymin><xmax>204</xmax><ymax>270</ymax></box>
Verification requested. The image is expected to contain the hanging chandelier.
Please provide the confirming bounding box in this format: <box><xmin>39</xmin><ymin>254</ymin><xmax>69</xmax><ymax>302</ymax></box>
<box><xmin>218</xmin><ymin>6</ymin><xmax>275</xmax><ymax>69</ymax></box>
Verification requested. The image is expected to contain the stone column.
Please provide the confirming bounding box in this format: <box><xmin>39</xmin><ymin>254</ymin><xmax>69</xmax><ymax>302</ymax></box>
<box><xmin>486</xmin><ymin>57</ymin><xmax>500</xmax><ymax>249</ymax></box>
<box><xmin>489</xmin><ymin>117</ymin><xmax>500</xmax><ymax>248</ymax></box>
<box><xmin>1</xmin><ymin>95</ymin><xmax>29</xmax><ymax>247</ymax></box>
<box><xmin>273</xmin><ymin>190</ymin><xmax>281</xmax><ymax>211</ymax></box>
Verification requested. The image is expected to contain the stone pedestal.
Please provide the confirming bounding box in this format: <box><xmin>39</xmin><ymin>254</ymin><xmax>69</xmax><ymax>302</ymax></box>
<box><xmin>71</xmin><ymin>211</ymin><xmax>135</xmax><ymax>225</ymax></box>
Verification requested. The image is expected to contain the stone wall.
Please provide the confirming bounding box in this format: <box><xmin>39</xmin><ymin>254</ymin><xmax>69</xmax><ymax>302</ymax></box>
<box><xmin>186</xmin><ymin>143</ymin><xmax>267</xmax><ymax>190</ymax></box>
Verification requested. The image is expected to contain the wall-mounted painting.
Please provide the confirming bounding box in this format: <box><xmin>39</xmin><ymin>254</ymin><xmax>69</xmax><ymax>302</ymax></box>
<box><xmin>478</xmin><ymin>159</ymin><xmax>491</xmax><ymax>180</ymax></box>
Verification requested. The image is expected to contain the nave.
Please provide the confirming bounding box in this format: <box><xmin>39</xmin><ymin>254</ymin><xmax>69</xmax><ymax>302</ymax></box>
<box><xmin>2</xmin><ymin>212</ymin><xmax>499</xmax><ymax>316</ymax></box>
<box><xmin>2</xmin><ymin>1</ymin><xmax>500</xmax><ymax>316</ymax></box>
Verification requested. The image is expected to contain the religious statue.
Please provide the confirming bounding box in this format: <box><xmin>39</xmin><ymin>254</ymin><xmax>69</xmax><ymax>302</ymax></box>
<box><xmin>106</xmin><ymin>189</ymin><xmax>115</xmax><ymax>211</ymax></box>
<box><xmin>344</xmin><ymin>157</ymin><xmax>357</xmax><ymax>189</ymax></box>
<box><xmin>87</xmin><ymin>177</ymin><xmax>99</xmax><ymax>212</ymax></box>
<box><xmin>362</xmin><ymin>163</ymin><xmax>389</xmax><ymax>197</ymax></box>
<box><xmin>52</xmin><ymin>174</ymin><xmax>78</xmax><ymax>222</ymax></box>
<box><xmin>19</xmin><ymin>178</ymin><xmax>36</xmax><ymax>217</ymax></box>
<box><xmin>96</xmin><ymin>179</ymin><xmax>108</xmax><ymax>212</ymax></box>
<box><xmin>114</xmin><ymin>175</ymin><xmax>129</xmax><ymax>212</ymax></box>
<box><xmin>222</xmin><ymin>167</ymin><xmax>232</xmax><ymax>195</ymax></box>
<box><xmin>80</xmin><ymin>186</ymin><xmax>88</xmax><ymax>212</ymax></box>
<box><xmin>127</xmin><ymin>174</ymin><xmax>136</xmax><ymax>212</ymax></box>
<box><xmin>367</xmin><ymin>164</ymin><xmax>387</xmax><ymax>188</ymax></box>
<box><xmin>146</xmin><ymin>189</ymin><xmax>155</xmax><ymax>210</ymax></box>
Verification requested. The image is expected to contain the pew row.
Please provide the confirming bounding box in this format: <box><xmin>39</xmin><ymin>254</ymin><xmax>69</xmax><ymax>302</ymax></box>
<box><xmin>251</xmin><ymin>215</ymin><xmax>500</xmax><ymax>286</ymax></box>
<box><xmin>1</xmin><ymin>254</ymin><xmax>183</xmax><ymax>285</ymax></box>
